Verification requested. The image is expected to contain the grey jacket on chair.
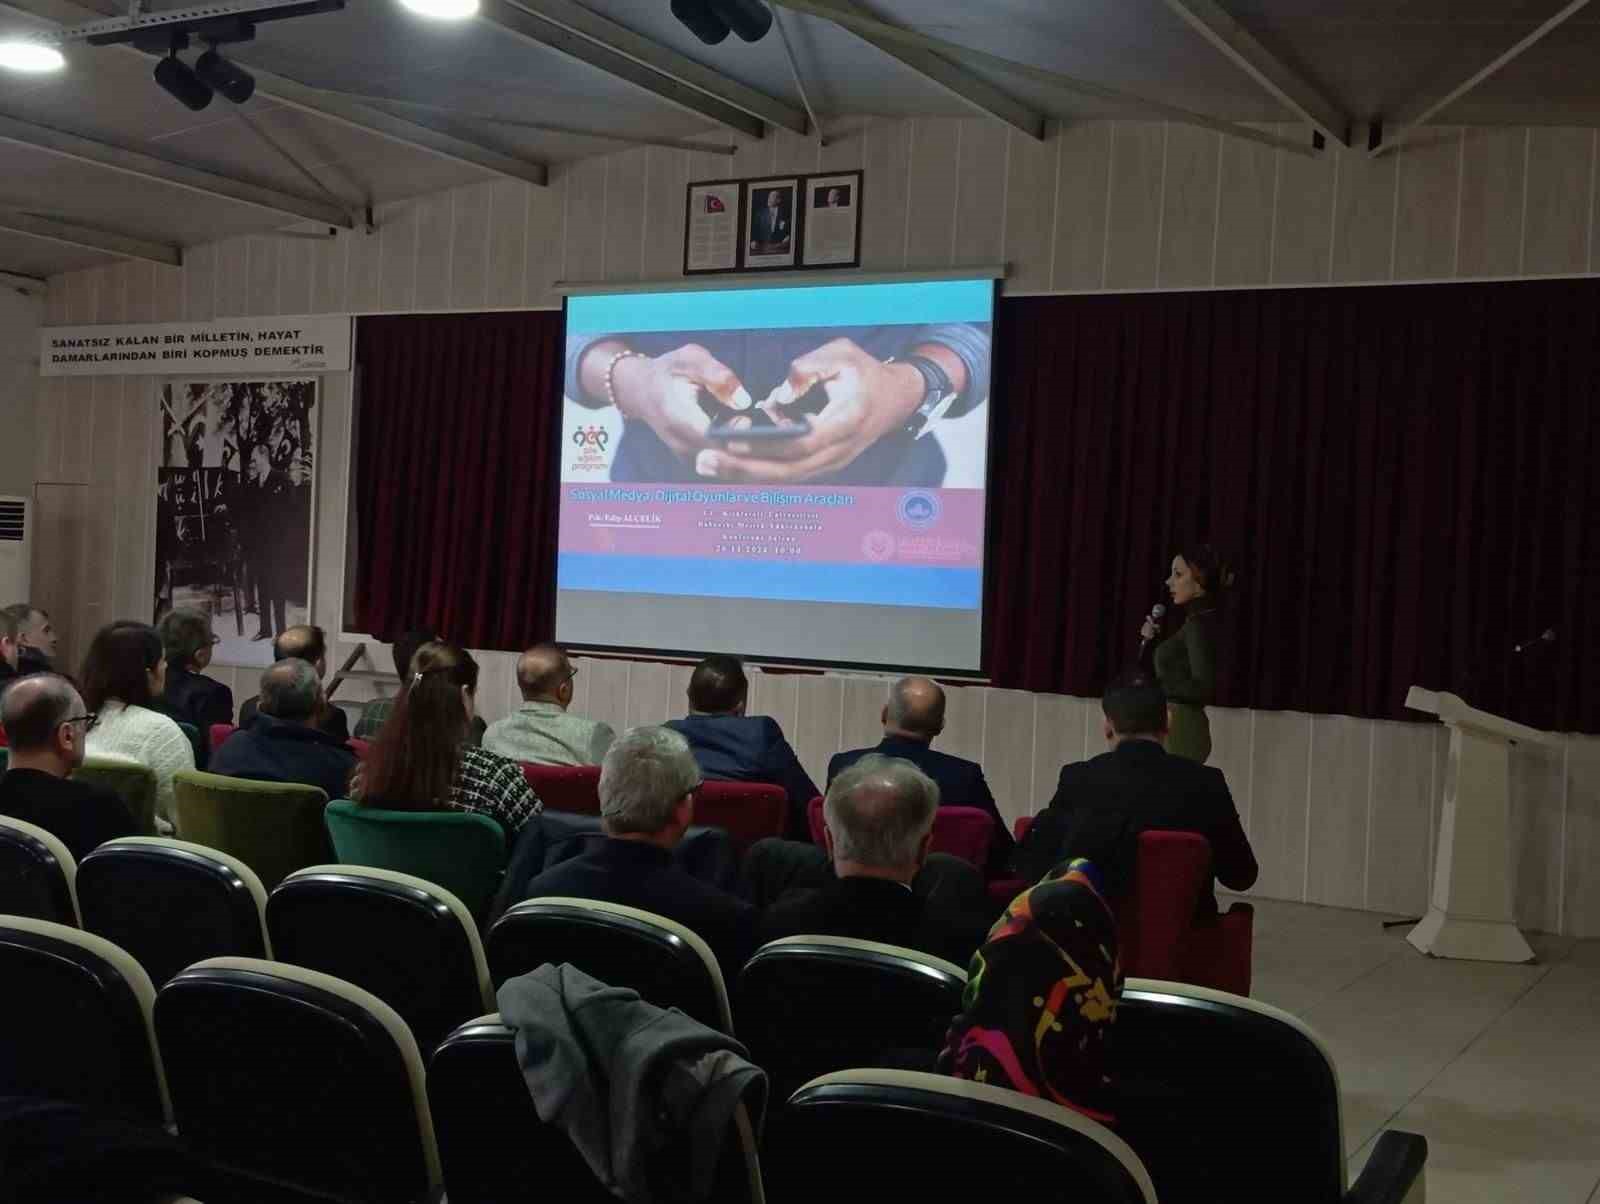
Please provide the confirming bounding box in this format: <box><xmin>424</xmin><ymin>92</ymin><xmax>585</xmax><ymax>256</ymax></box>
<box><xmin>499</xmin><ymin>963</ymin><xmax>765</xmax><ymax>1203</ymax></box>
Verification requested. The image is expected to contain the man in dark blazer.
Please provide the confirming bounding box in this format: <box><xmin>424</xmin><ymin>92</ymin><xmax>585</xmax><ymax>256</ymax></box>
<box><xmin>1013</xmin><ymin>672</ymin><xmax>1258</xmax><ymax>914</ymax></box>
<box><xmin>666</xmin><ymin>654</ymin><xmax>818</xmax><ymax>838</ymax></box>
<box><xmin>829</xmin><ymin>676</ymin><xmax>1013</xmax><ymax>877</ymax></box>
<box><xmin>237</xmin><ymin>624</ymin><xmax>350</xmax><ymax>742</ymax></box>
<box><xmin>210</xmin><ymin>659</ymin><xmax>356</xmax><ymax>802</ymax></box>
<box><xmin>755</xmin><ymin>754</ymin><xmax>991</xmax><ymax>968</ymax></box>
<box><xmin>519</xmin><ymin>725</ymin><xmax>759</xmax><ymax>981</ymax></box>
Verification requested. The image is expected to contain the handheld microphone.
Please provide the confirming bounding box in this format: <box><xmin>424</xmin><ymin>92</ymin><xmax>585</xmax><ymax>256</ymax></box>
<box><xmin>1512</xmin><ymin>628</ymin><xmax>1557</xmax><ymax>654</ymax></box>
<box><xmin>1138</xmin><ymin>602</ymin><xmax>1167</xmax><ymax>657</ymax></box>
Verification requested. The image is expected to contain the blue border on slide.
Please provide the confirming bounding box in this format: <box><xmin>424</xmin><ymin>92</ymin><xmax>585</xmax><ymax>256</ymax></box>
<box><xmin>557</xmin><ymin>553</ymin><xmax>982</xmax><ymax>610</ymax></box>
<box><xmin>566</xmin><ymin>278</ymin><xmax>994</xmax><ymax>335</ymax></box>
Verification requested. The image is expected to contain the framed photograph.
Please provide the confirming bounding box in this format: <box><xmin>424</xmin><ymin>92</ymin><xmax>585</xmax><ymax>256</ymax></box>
<box><xmin>683</xmin><ymin>180</ymin><xmax>743</xmax><ymax>274</ymax></box>
<box><xmin>743</xmin><ymin>177</ymin><xmax>800</xmax><ymax>269</ymax></box>
<box><xmin>800</xmin><ymin>170</ymin><xmax>863</xmax><ymax>268</ymax></box>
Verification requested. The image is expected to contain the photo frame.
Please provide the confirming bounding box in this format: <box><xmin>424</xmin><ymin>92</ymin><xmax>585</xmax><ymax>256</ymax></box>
<box><xmin>683</xmin><ymin>179</ymin><xmax>743</xmax><ymax>274</ymax></box>
<box><xmin>800</xmin><ymin>170</ymin><xmax>863</xmax><ymax>268</ymax></box>
<box><xmin>743</xmin><ymin>176</ymin><xmax>800</xmax><ymax>270</ymax></box>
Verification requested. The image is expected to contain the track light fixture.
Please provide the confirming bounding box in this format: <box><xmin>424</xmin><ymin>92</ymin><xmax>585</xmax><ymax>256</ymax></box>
<box><xmin>670</xmin><ymin>0</ymin><xmax>727</xmax><ymax>45</ymax></box>
<box><xmin>153</xmin><ymin>49</ymin><xmax>213</xmax><ymax>111</ymax></box>
<box><xmin>195</xmin><ymin>48</ymin><xmax>255</xmax><ymax>103</ymax></box>
<box><xmin>670</xmin><ymin>0</ymin><xmax>771</xmax><ymax>45</ymax></box>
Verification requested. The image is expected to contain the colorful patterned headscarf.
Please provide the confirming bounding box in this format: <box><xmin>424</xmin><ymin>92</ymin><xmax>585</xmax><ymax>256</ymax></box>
<box><xmin>937</xmin><ymin>857</ymin><xmax>1122</xmax><ymax>1123</ymax></box>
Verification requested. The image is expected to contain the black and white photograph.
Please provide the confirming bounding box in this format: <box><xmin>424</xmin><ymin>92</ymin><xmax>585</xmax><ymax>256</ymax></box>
<box><xmin>154</xmin><ymin>378</ymin><xmax>317</xmax><ymax>668</ymax></box>
<box><xmin>744</xmin><ymin>177</ymin><xmax>798</xmax><ymax>269</ymax></box>
<box><xmin>813</xmin><ymin>183</ymin><xmax>852</xmax><ymax>208</ymax></box>
<box><xmin>802</xmin><ymin>170</ymin><xmax>863</xmax><ymax>268</ymax></box>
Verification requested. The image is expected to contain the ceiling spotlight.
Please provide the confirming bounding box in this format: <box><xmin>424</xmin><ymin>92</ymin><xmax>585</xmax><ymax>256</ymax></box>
<box><xmin>195</xmin><ymin>48</ymin><xmax>254</xmax><ymax>103</ymax></box>
<box><xmin>0</xmin><ymin>39</ymin><xmax>65</xmax><ymax>72</ymax></box>
<box><xmin>706</xmin><ymin>0</ymin><xmax>770</xmax><ymax>42</ymax></box>
<box><xmin>671</xmin><ymin>0</ymin><xmax>728</xmax><ymax>44</ymax></box>
<box><xmin>154</xmin><ymin>51</ymin><xmax>213</xmax><ymax>111</ymax></box>
<box><xmin>398</xmin><ymin>0</ymin><xmax>479</xmax><ymax>19</ymax></box>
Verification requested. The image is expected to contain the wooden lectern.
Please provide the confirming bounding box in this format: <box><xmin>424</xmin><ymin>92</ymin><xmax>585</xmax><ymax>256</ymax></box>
<box><xmin>1404</xmin><ymin>687</ymin><xmax>1560</xmax><ymax>963</ymax></box>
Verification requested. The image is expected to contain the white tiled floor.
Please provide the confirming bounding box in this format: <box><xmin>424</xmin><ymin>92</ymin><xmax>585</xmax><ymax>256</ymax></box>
<box><xmin>1237</xmin><ymin>896</ymin><xmax>1600</xmax><ymax>1204</ymax></box>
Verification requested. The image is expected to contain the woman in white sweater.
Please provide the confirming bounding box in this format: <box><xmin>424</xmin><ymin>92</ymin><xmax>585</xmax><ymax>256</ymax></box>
<box><xmin>83</xmin><ymin>621</ymin><xmax>195</xmax><ymax>832</ymax></box>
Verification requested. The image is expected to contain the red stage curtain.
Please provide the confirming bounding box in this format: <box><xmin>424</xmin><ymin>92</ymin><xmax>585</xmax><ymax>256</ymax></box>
<box><xmin>351</xmin><ymin>311</ymin><xmax>562</xmax><ymax>650</ymax></box>
<box><xmin>985</xmin><ymin>281</ymin><xmax>1597</xmax><ymax>732</ymax></box>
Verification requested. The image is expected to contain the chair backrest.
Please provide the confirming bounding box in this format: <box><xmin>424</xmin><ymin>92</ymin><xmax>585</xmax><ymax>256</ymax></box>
<box><xmin>323</xmin><ymin>799</ymin><xmax>508</xmax><ymax>920</ymax></box>
<box><xmin>806</xmin><ymin>794</ymin><xmax>825</xmax><ymax>843</ymax></box>
<box><xmin>487</xmin><ymin>896</ymin><xmax>733</xmax><ymax>1033</ymax></box>
<box><xmin>172</xmin><ymin>769</ymin><xmax>330</xmax><ymax>888</ymax></box>
<box><xmin>781</xmin><ymin>1069</ymin><xmax>1155</xmax><ymax>1203</ymax></box>
<box><xmin>738</xmin><ymin>935</ymin><xmax>966</xmax><ymax>1101</ymax></box>
<box><xmin>521</xmin><ymin>763</ymin><xmax>601</xmax><ymax>814</ymax></box>
<box><xmin>1122</xmin><ymin>831</ymin><xmax>1212</xmax><ymax>977</ymax></box>
<box><xmin>0</xmin><ymin>916</ymin><xmax>170</xmax><ymax>1126</ymax></box>
<box><xmin>0</xmin><ymin>814</ymin><xmax>79</xmax><ymax>924</ymax></box>
<box><xmin>929</xmin><ymin>805</ymin><xmax>994</xmax><ymax>868</ymax></box>
<box><xmin>692</xmin><ymin>780</ymin><xmax>788</xmax><ymax>851</ymax></box>
<box><xmin>348</xmin><ymin>736</ymin><xmax>371</xmax><ymax>760</ymax></box>
<box><xmin>72</xmin><ymin>757</ymin><xmax>158</xmax><ymax>835</ymax></box>
<box><xmin>429</xmin><ymin>1013</ymin><xmax>765</xmax><ymax>1204</ymax></box>
<box><xmin>1117</xmin><ymin>978</ymin><xmax>1347</xmax><ymax>1204</ymax></box>
<box><xmin>76</xmin><ymin>837</ymin><xmax>270</xmax><ymax>987</ymax></box>
<box><xmin>156</xmin><ymin>957</ymin><xmax>440</xmax><ymax>1202</ymax></box>
<box><xmin>208</xmin><ymin>723</ymin><xmax>236</xmax><ymax>753</ymax></box>
<box><xmin>268</xmin><ymin>864</ymin><xmax>493</xmax><ymax>1054</ymax></box>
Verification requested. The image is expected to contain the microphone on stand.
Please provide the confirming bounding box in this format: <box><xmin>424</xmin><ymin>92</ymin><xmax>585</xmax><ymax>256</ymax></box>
<box><xmin>1137</xmin><ymin>602</ymin><xmax>1167</xmax><ymax>657</ymax></box>
<box><xmin>1512</xmin><ymin>628</ymin><xmax>1557</xmax><ymax>654</ymax></box>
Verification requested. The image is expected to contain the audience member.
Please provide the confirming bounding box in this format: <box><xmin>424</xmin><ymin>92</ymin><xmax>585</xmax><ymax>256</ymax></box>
<box><xmin>4</xmin><ymin>602</ymin><xmax>56</xmax><ymax>675</ymax></box>
<box><xmin>1012</xmin><ymin>671</ymin><xmax>1257</xmax><ymax>912</ymax></box>
<box><xmin>0</xmin><ymin>608</ymin><xmax>20</xmax><ymax>693</ymax></box>
<box><xmin>352</xmin><ymin>640</ymin><xmax>540</xmax><ymax>833</ymax></box>
<box><xmin>666</xmin><ymin>654</ymin><xmax>817</xmax><ymax>836</ymax></box>
<box><xmin>747</xmin><ymin>755</ymin><xmax>992</xmax><ymax>967</ymax></box>
<box><xmin>829</xmin><ymin>676</ymin><xmax>1013</xmax><ymax>876</ymax></box>
<box><xmin>484</xmin><ymin>643</ymin><xmax>615</xmax><ymax>766</ymax></box>
<box><xmin>938</xmin><ymin>856</ymin><xmax>1121</xmax><ymax>1123</ymax></box>
<box><xmin>210</xmin><ymin>659</ymin><xmax>357</xmax><ymax>801</ymax></box>
<box><xmin>354</xmin><ymin>626</ymin><xmax>433</xmax><ymax>739</ymax></box>
<box><xmin>156</xmin><ymin>608</ymin><xmax>234</xmax><ymax>734</ymax></box>
<box><xmin>0</xmin><ymin>674</ymin><xmax>135</xmax><ymax>860</ymax></box>
<box><xmin>80</xmin><ymin>622</ymin><xmax>195</xmax><ymax>834</ymax></box>
<box><xmin>236</xmin><ymin>625</ymin><xmax>349</xmax><ymax>742</ymax></box>
<box><xmin>518</xmin><ymin>725</ymin><xmax>758</xmax><ymax>978</ymax></box>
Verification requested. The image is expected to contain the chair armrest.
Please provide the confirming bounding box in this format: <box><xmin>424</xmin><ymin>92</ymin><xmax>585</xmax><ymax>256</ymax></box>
<box><xmin>1346</xmin><ymin>1130</ymin><xmax>1427</xmax><ymax>1204</ymax></box>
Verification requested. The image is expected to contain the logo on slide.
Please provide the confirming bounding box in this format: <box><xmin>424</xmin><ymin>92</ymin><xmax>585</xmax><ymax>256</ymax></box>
<box><xmin>897</xmin><ymin>490</ymin><xmax>941</xmax><ymax>529</ymax></box>
<box><xmin>861</xmin><ymin>530</ymin><xmax>896</xmax><ymax>562</ymax></box>
<box><xmin>573</xmin><ymin>426</ymin><xmax>610</xmax><ymax>451</ymax></box>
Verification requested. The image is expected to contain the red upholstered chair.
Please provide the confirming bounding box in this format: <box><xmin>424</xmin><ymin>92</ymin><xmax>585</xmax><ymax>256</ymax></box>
<box><xmin>209</xmin><ymin>723</ymin><xmax>237</xmax><ymax>753</ymax></box>
<box><xmin>347</xmin><ymin>738</ymin><xmax>371</xmax><ymax>760</ymax></box>
<box><xmin>691</xmin><ymin>781</ymin><xmax>787</xmax><ymax>853</ymax></box>
<box><xmin>520</xmin><ymin>764</ymin><xmax>601</xmax><ymax>815</ymax></box>
<box><xmin>806</xmin><ymin>795</ymin><xmax>826</xmax><ymax>844</ymax></box>
<box><xmin>808</xmin><ymin>796</ymin><xmax>995</xmax><ymax>871</ymax></box>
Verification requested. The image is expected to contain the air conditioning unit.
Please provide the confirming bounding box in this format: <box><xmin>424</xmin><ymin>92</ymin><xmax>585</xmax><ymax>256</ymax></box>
<box><xmin>0</xmin><ymin>496</ymin><xmax>31</xmax><ymax>601</ymax></box>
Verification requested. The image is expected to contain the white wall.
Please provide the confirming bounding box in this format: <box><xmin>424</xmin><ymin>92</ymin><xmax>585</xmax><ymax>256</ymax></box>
<box><xmin>33</xmin><ymin>115</ymin><xmax>1600</xmax><ymax>937</ymax></box>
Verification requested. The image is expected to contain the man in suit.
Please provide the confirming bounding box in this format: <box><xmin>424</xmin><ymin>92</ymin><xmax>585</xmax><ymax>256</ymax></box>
<box><xmin>3</xmin><ymin>603</ymin><xmax>56</xmax><ymax>675</ymax></box>
<box><xmin>237</xmin><ymin>625</ymin><xmax>350</xmax><ymax>742</ymax></box>
<box><xmin>1012</xmin><ymin>671</ymin><xmax>1258</xmax><ymax>913</ymax></box>
<box><xmin>0</xmin><ymin>607</ymin><xmax>22</xmax><ymax>694</ymax></box>
<box><xmin>666</xmin><ymin>655</ymin><xmax>818</xmax><ymax>838</ymax></box>
<box><xmin>754</xmin><ymin>754</ymin><xmax>992</xmax><ymax>967</ymax></box>
<box><xmin>829</xmin><ymin>676</ymin><xmax>1013</xmax><ymax>877</ymax></box>
<box><xmin>484</xmin><ymin>643</ymin><xmax>615</xmax><ymax>767</ymax></box>
<box><xmin>750</xmin><ymin>188</ymin><xmax>789</xmax><ymax>249</ymax></box>
<box><xmin>518</xmin><ymin>725</ymin><xmax>759</xmax><ymax>980</ymax></box>
<box><xmin>211</xmin><ymin>659</ymin><xmax>357</xmax><ymax>802</ymax></box>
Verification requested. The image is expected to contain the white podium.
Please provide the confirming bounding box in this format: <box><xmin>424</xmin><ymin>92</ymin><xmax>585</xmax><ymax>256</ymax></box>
<box><xmin>1404</xmin><ymin>686</ymin><xmax>1558</xmax><ymax>963</ymax></box>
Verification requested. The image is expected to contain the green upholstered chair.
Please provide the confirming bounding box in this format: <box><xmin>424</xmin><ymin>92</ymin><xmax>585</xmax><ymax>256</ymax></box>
<box><xmin>323</xmin><ymin>800</ymin><xmax>507</xmax><ymax>921</ymax></box>
<box><xmin>174</xmin><ymin>770</ymin><xmax>331</xmax><ymax>889</ymax></box>
<box><xmin>73</xmin><ymin>758</ymin><xmax>159</xmax><ymax>835</ymax></box>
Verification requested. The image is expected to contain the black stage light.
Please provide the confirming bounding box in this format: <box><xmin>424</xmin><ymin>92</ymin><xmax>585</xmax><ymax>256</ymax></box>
<box><xmin>153</xmin><ymin>51</ymin><xmax>213</xmax><ymax>111</ymax></box>
<box><xmin>671</xmin><ymin>0</ymin><xmax>728</xmax><ymax>44</ymax></box>
<box><xmin>195</xmin><ymin>49</ymin><xmax>255</xmax><ymax>103</ymax></box>
<box><xmin>707</xmin><ymin>0</ymin><xmax>770</xmax><ymax>42</ymax></box>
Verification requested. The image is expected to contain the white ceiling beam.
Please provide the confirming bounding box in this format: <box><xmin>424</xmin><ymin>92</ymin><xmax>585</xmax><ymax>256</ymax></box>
<box><xmin>0</xmin><ymin>209</ymin><xmax>180</xmax><ymax>265</ymax></box>
<box><xmin>483</xmin><ymin>0</ymin><xmax>803</xmax><ymax>139</ymax></box>
<box><xmin>0</xmin><ymin>111</ymin><xmax>353</xmax><ymax>227</ymax></box>
<box><xmin>0</xmin><ymin>0</ymin><xmax>549</xmax><ymax>186</ymax></box>
<box><xmin>1375</xmin><ymin>0</ymin><xmax>1596</xmax><ymax>157</ymax></box>
<box><xmin>771</xmin><ymin>0</ymin><xmax>1321</xmax><ymax>158</ymax></box>
<box><xmin>1163</xmin><ymin>0</ymin><xmax>1351</xmax><ymax>147</ymax></box>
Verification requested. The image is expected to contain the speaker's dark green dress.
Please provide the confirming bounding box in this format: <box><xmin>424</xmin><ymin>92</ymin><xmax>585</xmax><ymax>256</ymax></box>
<box><xmin>1152</xmin><ymin>605</ymin><xmax>1216</xmax><ymax>764</ymax></box>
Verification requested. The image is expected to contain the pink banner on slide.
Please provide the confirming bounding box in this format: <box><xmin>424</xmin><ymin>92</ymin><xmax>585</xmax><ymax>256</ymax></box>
<box><xmin>560</xmin><ymin>484</ymin><xmax>984</xmax><ymax>567</ymax></box>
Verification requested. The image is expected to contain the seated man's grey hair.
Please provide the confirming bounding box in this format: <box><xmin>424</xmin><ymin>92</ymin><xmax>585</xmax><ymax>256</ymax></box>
<box><xmin>1</xmin><ymin>673</ymin><xmax>78</xmax><ymax>749</ymax></box>
<box><xmin>259</xmin><ymin>657</ymin><xmax>320</xmax><ymax>721</ymax></box>
<box><xmin>158</xmin><ymin>607</ymin><xmax>213</xmax><ymax>672</ymax></box>
<box><xmin>823</xmin><ymin>753</ymin><xmax>940</xmax><ymax>868</ymax></box>
<box><xmin>599</xmin><ymin>725</ymin><xmax>700</xmax><ymax>835</ymax></box>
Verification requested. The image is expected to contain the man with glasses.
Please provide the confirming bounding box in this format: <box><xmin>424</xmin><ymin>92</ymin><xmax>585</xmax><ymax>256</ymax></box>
<box><xmin>484</xmin><ymin>643</ymin><xmax>615</xmax><ymax>767</ymax></box>
<box><xmin>0</xmin><ymin>674</ymin><xmax>136</xmax><ymax>860</ymax></box>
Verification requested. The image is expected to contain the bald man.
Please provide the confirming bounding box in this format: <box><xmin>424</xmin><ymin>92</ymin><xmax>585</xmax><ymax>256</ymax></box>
<box><xmin>0</xmin><ymin>674</ymin><xmax>136</xmax><ymax>860</ymax></box>
<box><xmin>483</xmin><ymin>643</ymin><xmax>615</xmax><ymax>766</ymax></box>
<box><xmin>236</xmin><ymin>624</ymin><xmax>350</xmax><ymax>742</ymax></box>
<box><xmin>827</xmin><ymin>676</ymin><xmax>1013</xmax><ymax>876</ymax></box>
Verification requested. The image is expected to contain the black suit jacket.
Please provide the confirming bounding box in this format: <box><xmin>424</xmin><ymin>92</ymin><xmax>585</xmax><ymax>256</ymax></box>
<box><xmin>666</xmin><ymin>714</ymin><xmax>818</xmax><ymax>827</ymax></box>
<box><xmin>519</xmin><ymin>837</ymin><xmax>759</xmax><ymax>980</ymax></box>
<box><xmin>829</xmin><ymin>736</ymin><xmax>1014</xmax><ymax>877</ymax></box>
<box><xmin>209</xmin><ymin>714</ymin><xmax>357</xmax><ymax>802</ymax></box>
<box><xmin>760</xmin><ymin>874</ymin><xmax>985</xmax><ymax>968</ymax></box>
<box><xmin>238</xmin><ymin>694</ymin><xmax>350</xmax><ymax>743</ymax></box>
<box><xmin>1013</xmin><ymin>739</ymin><xmax>1258</xmax><ymax>913</ymax></box>
<box><xmin>163</xmin><ymin>668</ymin><xmax>235</xmax><ymax>735</ymax></box>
